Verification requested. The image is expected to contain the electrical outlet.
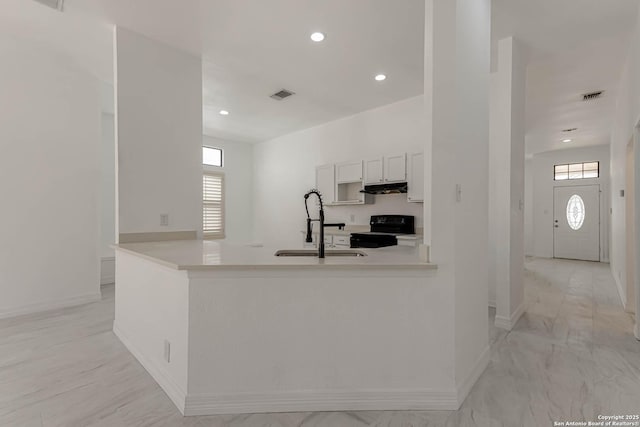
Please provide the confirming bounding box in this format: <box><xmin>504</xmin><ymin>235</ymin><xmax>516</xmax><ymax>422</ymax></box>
<box><xmin>349</xmin><ymin>214</ymin><xmax>355</xmax><ymax>223</ymax></box>
<box><xmin>164</xmin><ymin>340</ymin><xmax>171</xmax><ymax>363</ymax></box>
<box><xmin>160</xmin><ymin>214</ymin><xmax>169</xmax><ymax>226</ymax></box>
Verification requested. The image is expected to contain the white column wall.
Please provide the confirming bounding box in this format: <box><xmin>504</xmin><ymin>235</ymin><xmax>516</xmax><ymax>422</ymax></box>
<box><xmin>490</xmin><ymin>37</ymin><xmax>526</xmax><ymax>330</ymax></box>
<box><xmin>425</xmin><ymin>0</ymin><xmax>491</xmax><ymax>394</ymax></box>
<box><xmin>609</xmin><ymin>4</ymin><xmax>640</xmax><ymax>339</ymax></box>
<box><xmin>115</xmin><ymin>27</ymin><xmax>203</xmax><ymax>237</ymax></box>
<box><xmin>0</xmin><ymin>34</ymin><xmax>102</xmax><ymax>317</ymax></box>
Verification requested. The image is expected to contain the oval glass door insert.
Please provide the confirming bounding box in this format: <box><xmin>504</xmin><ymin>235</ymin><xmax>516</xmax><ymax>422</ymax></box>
<box><xmin>566</xmin><ymin>194</ymin><xmax>586</xmax><ymax>230</ymax></box>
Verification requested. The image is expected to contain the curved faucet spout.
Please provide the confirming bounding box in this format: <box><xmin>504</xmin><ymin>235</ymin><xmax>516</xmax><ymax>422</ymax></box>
<box><xmin>304</xmin><ymin>189</ymin><xmax>324</xmax><ymax>211</ymax></box>
<box><xmin>304</xmin><ymin>189</ymin><xmax>325</xmax><ymax>258</ymax></box>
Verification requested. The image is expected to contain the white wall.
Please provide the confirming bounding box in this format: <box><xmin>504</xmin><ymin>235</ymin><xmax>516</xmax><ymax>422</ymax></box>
<box><xmin>115</xmin><ymin>27</ymin><xmax>203</xmax><ymax>237</ymax></box>
<box><xmin>488</xmin><ymin>37</ymin><xmax>526</xmax><ymax>328</ymax></box>
<box><xmin>524</xmin><ymin>158</ymin><xmax>534</xmax><ymax>255</ymax></box>
<box><xmin>0</xmin><ymin>34</ymin><xmax>102</xmax><ymax>317</ymax></box>
<box><xmin>488</xmin><ymin>73</ymin><xmax>499</xmax><ymax>306</ymax></box>
<box><xmin>610</xmin><ymin>6</ymin><xmax>640</xmax><ymax>310</ymax></box>
<box><xmin>425</xmin><ymin>0</ymin><xmax>491</xmax><ymax>398</ymax></box>
<box><xmin>530</xmin><ymin>145</ymin><xmax>610</xmax><ymax>260</ymax></box>
<box><xmin>101</xmin><ymin>113</ymin><xmax>116</xmax><ymax>257</ymax></box>
<box><xmin>253</xmin><ymin>96</ymin><xmax>426</xmax><ymax>248</ymax></box>
<box><xmin>203</xmin><ymin>136</ymin><xmax>254</xmax><ymax>243</ymax></box>
<box><xmin>100</xmin><ymin>112</ymin><xmax>116</xmax><ymax>285</ymax></box>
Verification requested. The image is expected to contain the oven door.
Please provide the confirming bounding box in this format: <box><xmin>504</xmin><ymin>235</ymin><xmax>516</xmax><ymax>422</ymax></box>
<box><xmin>350</xmin><ymin>233</ymin><xmax>397</xmax><ymax>248</ymax></box>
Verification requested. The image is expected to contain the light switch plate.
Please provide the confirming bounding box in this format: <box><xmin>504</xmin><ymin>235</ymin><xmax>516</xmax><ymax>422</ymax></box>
<box><xmin>160</xmin><ymin>214</ymin><xmax>169</xmax><ymax>226</ymax></box>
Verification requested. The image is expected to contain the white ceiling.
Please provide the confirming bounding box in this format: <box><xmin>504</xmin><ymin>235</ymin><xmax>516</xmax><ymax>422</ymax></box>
<box><xmin>524</xmin><ymin>34</ymin><xmax>631</xmax><ymax>156</ymax></box>
<box><xmin>492</xmin><ymin>0</ymin><xmax>638</xmax><ymax>61</ymax></box>
<box><xmin>65</xmin><ymin>0</ymin><xmax>426</xmax><ymax>143</ymax></box>
<box><xmin>1</xmin><ymin>0</ymin><xmax>638</xmax><ymax>149</ymax></box>
<box><xmin>492</xmin><ymin>0</ymin><xmax>639</xmax><ymax>155</ymax></box>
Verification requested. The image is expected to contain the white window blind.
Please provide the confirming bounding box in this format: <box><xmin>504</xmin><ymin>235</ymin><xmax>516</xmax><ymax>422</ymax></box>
<box><xmin>203</xmin><ymin>172</ymin><xmax>225</xmax><ymax>239</ymax></box>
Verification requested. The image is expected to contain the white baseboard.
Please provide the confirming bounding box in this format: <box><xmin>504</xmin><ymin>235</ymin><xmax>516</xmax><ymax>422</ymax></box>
<box><xmin>456</xmin><ymin>345</ymin><xmax>490</xmax><ymax>407</ymax></box>
<box><xmin>115</xmin><ymin>329</ymin><xmax>486</xmax><ymax>417</ymax></box>
<box><xmin>612</xmin><ymin>267</ymin><xmax>627</xmax><ymax>308</ymax></box>
<box><xmin>494</xmin><ymin>302</ymin><xmax>525</xmax><ymax>331</ymax></box>
<box><xmin>116</xmin><ymin>319</ymin><xmax>460</xmax><ymax>416</ymax></box>
<box><xmin>101</xmin><ymin>257</ymin><xmax>116</xmax><ymax>285</ymax></box>
<box><xmin>184</xmin><ymin>387</ymin><xmax>459</xmax><ymax>416</ymax></box>
<box><xmin>183</xmin><ymin>350</ymin><xmax>492</xmax><ymax>417</ymax></box>
<box><xmin>0</xmin><ymin>292</ymin><xmax>102</xmax><ymax>320</ymax></box>
<box><xmin>113</xmin><ymin>323</ymin><xmax>187</xmax><ymax>415</ymax></box>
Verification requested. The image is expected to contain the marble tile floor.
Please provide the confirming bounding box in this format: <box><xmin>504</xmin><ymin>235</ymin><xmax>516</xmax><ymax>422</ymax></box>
<box><xmin>0</xmin><ymin>257</ymin><xmax>638</xmax><ymax>426</ymax></box>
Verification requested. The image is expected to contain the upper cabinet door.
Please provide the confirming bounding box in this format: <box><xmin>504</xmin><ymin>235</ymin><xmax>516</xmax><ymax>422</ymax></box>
<box><xmin>364</xmin><ymin>158</ymin><xmax>384</xmax><ymax>185</ymax></box>
<box><xmin>315</xmin><ymin>164</ymin><xmax>335</xmax><ymax>204</ymax></box>
<box><xmin>335</xmin><ymin>160</ymin><xmax>363</xmax><ymax>183</ymax></box>
<box><xmin>384</xmin><ymin>153</ymin><xmax>407</xmax><ymax>183</ymax></box>
<box><xmin>407</xmin><ymin>152</ymin><xmax>424</xmax><ymax>203</ymax></box>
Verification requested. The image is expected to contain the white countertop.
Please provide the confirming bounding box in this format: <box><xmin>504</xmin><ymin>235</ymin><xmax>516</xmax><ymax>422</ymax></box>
<box><xmin>114</xmin><ymin>240</ymin><xmax>436</xmax><ymax>271</ymax></box>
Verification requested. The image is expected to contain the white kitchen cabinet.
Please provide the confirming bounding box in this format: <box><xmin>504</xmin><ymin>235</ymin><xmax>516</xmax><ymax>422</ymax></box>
<box><xmin>335</xmin><ymin>182</ymin><xmax>366</xmax><ymax>204</ymax></box>
<box><xmin>302</xmin><ymin>233</ymin><xmax>350</xmax><ymax>248</ymax></box>
<box><xmin>334</xmin><ymin>160</ymin><xmax>370</xmax><ymax>205</ymax></box>
<box><xmin>384</xmin><ymin>153</ymin><xmax>407</xmax><ymax>183</ymax></box>
<box><xmin>364</xmin><ymin>158</ymin><xmax>384</xmax><ymax>185</ymax></box>
<box><xmin>407</xmin><ymin>152</ymin><xmax>424</xmax><ymax>203</ymax></box>
<box><xmin>333</xmin><ymin>235</ymin><xmax>350</xmax><ymax>247</ymax></box>
<box><xmin>336</xmin><ymin>161</ymin><xmax>363</xmax><ymax>183</ymax></box>
<box><xmin>315</xmin><ymin>164</ymin><xmax>335</xmax><ymax>205</ymax></box>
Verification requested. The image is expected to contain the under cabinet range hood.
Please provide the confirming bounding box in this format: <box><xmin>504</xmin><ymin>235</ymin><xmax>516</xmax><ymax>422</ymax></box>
<box><xmin>360</xmin><ymin>182</ymin><xmax>407</xmax><ymax>195</ymax></box>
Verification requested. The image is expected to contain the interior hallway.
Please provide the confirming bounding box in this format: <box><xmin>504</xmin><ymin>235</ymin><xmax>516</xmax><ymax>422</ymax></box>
<box><xmin>0</xmin><ymin>258</ymin><xmax>638</xmax><ymax>427</ymax></box>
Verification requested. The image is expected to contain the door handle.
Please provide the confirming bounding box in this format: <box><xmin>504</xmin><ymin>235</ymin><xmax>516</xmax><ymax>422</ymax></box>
<box><xmin>554</xmin><ymin>225</ymin><xmax>559</xmax><ymax>228</ymax></box>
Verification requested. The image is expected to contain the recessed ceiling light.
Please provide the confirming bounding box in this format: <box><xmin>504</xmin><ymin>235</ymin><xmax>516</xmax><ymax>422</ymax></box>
<box><xmin>375</xmin><ymin>74</ymin><xmax>387</xmax><ymax>82</ymax></box>
<box><xmin>562</xmin><ymin>139</ymin><xmax>572</xmax><ymax>143</ymax></box>
<box><xmin>310</xmin><ymin>32</ymin><xmax>325</xmax><ymax>42</ymax></box>
<box><xmin>219</xmin><ymin>110</ymin><xmax>230</xmax><ymax>116</ymax></box>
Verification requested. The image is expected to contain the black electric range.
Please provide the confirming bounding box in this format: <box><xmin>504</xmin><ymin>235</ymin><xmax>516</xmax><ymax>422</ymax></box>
<box><xmin>350</xmin><ymin>215</ymin><xmax>415</xmax><ymax>248</ymax></box>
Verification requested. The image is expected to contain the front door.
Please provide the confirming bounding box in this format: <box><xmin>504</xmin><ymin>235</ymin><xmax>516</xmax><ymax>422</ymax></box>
<box><xmin>553</xmin><ymin>185</ymin><xmax>600</xmax><ymax>261</ymax></box>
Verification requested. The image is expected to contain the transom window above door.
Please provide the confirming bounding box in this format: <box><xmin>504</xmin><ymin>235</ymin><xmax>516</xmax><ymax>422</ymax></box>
<box><xmin>554</xmin><ymin>162</ymin><xmax>599</xmax><ymax>181</ymax></box>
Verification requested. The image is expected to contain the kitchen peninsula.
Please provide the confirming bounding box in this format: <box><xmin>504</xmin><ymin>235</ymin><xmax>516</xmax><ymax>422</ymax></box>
<box><xmin>110</xmin><ymin>239</ymin><xmax>491</xmax><ymax>417</ymax></box>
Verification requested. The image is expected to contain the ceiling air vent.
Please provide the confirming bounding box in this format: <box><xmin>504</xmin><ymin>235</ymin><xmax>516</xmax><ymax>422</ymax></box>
<box><xmin>32</xmin><ymin>0</ymin><xmax>64</xmax><ymax>11</ymax></box>
<box><xmin>582</xmin><ymin>91</ymin><xmax>604</xmax><ymax>101</ymax></box>
<box><xmin>270</xmin><ymin>89</ymin><xmax>295</xmax><ymax>101</ymax></box>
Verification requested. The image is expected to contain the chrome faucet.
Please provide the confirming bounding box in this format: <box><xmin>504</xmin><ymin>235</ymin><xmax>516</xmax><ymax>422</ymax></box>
<box><xmin>304</xmin><ymin>189</ymin><xmax>347</xmax><ymax>258</ymax></box>
<box><xmin>304</xmin><ymin>189</ymin><xmax>326</xmax><ymax>258</ymax></box>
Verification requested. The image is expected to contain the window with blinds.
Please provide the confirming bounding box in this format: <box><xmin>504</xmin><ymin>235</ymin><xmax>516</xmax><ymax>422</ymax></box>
<box><xmin>203</xmin><ymin>172</ymin><xmax>224</xmax><ymax>239</ymax></box>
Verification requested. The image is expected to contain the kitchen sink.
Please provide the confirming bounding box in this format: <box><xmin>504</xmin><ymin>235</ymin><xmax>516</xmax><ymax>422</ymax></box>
<box><xmin>274</xmin><ymin>249</ymin><xmax>367</xmax><ymax>257</ymax></box>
